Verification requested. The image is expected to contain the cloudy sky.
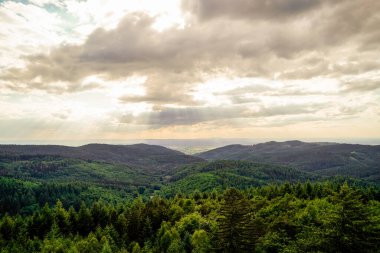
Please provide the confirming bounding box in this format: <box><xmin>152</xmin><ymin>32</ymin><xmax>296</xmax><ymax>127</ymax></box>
<box><xmin>0</xmin><ymin>0</ymin><xmax>379</xmax><ymax>144</ymax></box>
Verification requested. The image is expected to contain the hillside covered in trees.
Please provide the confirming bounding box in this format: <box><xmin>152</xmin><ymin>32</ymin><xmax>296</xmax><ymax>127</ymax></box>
<box><xmin>196</xmin><ymin>141</ymin><xmax>380</xmax><ymax>182</ymax></box>
<box><xmin>0</xmin><ymin>144</ymin><xmax>204</xmax><ymax>173</ymax></box>
<box><xmin>0</xmin><ymin>156</ymin><xmax>318</xmax><ymax>216</ymax></box>
<box><xmin>0</xmin><ymin>142</ymin><xmax>380</xmax><ymax>252</ymax></box>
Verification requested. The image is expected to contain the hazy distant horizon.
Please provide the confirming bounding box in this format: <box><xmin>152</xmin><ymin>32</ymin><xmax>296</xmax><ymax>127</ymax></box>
<box><xmin>2</xmin><ymin>138</ymin><xmax>380</xmax><ymax>147</ymax></box>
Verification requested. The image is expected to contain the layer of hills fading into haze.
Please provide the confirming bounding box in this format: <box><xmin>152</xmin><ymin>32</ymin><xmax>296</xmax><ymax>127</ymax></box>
<box><xmin>1</xmin><ymin>140</ymin><xmax>380</xmax><ymax>252</ymax></box>
<box><xmin>1</xmin><ymin>140</ymin><xmax>380</xmax><ymax>183</ymax></box>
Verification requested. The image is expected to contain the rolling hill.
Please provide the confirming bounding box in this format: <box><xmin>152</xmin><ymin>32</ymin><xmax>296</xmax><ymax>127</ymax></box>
<box><xmin>1</xmin><ymin>141</ymin><xmax>379</xmax><ymax>216</ymax></box>
<box><xmin>196</xmin><ymin>140</ymin><xmax>380</xmax><ymax>182</ymax></box>
<box><xmin>0</xmin><ymin>143</ymin><xmax>204</xmax><ymax>173</ymax></box>
<box><xmin>0</xmin><ymin>150</ymin><xmax>320</xmax><ymax>215</ymax></box>
<box><xmin>160</xmin><ymin>160</ymin><xmax>317</xmax><ymax>196</ymax></box>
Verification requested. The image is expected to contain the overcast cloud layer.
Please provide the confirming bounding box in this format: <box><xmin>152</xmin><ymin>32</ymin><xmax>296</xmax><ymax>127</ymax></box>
<box><xmin>0</xmin><ymin>0</ymin><xmax>379</xmax><ymax>143</ymax></box>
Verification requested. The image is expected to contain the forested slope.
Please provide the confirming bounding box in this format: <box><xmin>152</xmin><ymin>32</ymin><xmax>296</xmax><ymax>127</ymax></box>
<box><xmin>196</xmin><ymin>141</ymin><xmax>380</xmax><ymax>182</ymax></box>
<box><xmin>0</xmin><ymin>144</ymin><xmax>204</xmax><ymax>173</ymax></box>
<box><xmin>0</xmin><ymin>156</ymin><xmax>321</xmax><ymax>215</ymax></box>
<box><xmin>161</xmin><ymin>160</ymin><xmax>317</xmax><ymax>196</ymax></box>
<box><xmin>1</xmin><ymin>142</ymin><xmax>380</xmax><ymax>252</ymax></box>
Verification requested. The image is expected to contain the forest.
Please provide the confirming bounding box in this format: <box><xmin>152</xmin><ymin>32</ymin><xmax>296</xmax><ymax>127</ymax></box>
<box><xmin>1</xmin><ymin>143</ymin><xmax>380</xmax><ymax>252</ymax></box>
<box><xmin>0</xmin><ymin>181</ymin><xmax>379</xmax><ymax>252</ymax></box>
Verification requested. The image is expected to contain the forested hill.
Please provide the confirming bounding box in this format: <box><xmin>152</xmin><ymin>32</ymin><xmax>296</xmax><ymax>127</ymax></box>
<box><xmin>196</xmin><ymin>141</ymin><xmax>380</xmax><ymax>182</ymax></box>
<box><xmin>0</xmin><ymin>143</ymin><xmax>204</xmax><ymax>172</ymax></box>
<box><xmin>160</xmin><ymin>160</ymin><xmax>317</xmax><ymax>196</ymax></box>
<box><xmin>1</xmin><ymin>142</ymin><xmax>380</xmax><ymax>252</ymax></box>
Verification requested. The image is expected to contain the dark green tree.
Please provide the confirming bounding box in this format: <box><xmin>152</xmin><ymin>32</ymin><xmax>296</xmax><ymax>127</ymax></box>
<box><xmin>326</xmin><ymin>182</ymin><xmax>379</xmax><ymax>253</ymax></box>
<box><xmin>217</xmin><ymin>188</ymin><xmax>252</xmax><ymax>253</ymax></box>
<box><xmin>76</xmin><ymin>202</ymin><xmax>94</xmax><ymax>235</ymax></box>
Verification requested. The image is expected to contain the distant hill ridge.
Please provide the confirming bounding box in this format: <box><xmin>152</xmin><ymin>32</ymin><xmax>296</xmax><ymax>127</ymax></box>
<box><xmin>2</xmin><ymin>141</ymin><xmax>380</xmax><ymax>182</ymax></box>
<box><xmin>196</xmin><ymin>140</ymin><xmax>380</xmax><ymax>182</ymax></box>
<box><xmin>0</xmin><ymin>143</ymin><xmax>204</xmax><ymax>171</ymax></box>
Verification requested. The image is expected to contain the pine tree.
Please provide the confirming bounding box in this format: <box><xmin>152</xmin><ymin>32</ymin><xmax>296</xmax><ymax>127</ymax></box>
<box><xmin>142</xmin><ymin>217</ymin><xmax>153</xmax><ymax>239</ymax></box>
<box><xmin>127</xmin><ymin>197</ymin><xmax>145</xmax><ymax>243</ymax></box>
<box><xmin>91</xmin><ymin>201</ymin><xmax>109</xmax><ymax>228</ymax></box>
<box><xmin>54</xmin><ymin>200</ymin><xmax>69</xmax><ymax>234</ymax></box>
<box><xmin>294</xmin><ymin>182</ymin><xmax>305</xmax><ymax>199</ymax></box>
<box><xmin>76</xmin><ymin>202</ymin><xmax>94</xmax><ymax>235</ymax></box>
<box><xmin>131</xmin><ymin>242</ymin><xmax>141</xmax><ymax>253</ymax></box>
<box><xmin>0</xmin><ymin>214</ymin><xmax>15</xmax><ymax>240</ymax></box>
<box><xmin>100</xmin><ymin>236</ymin><xmax>113</xmax><ymax>253</ymax></box>
<box><xmin>326</xmin><ymin>182</ymin><xmax>379</xmax><ymax>253</ymax></box>
<box><xmin>115</xmin><ymin>213</ymin><xmax>128</xmax><ymax>243</ymax></box>
<box><xmin>217</xmin><ymin>188</ymin><xmax>252</xmax><ymax>253</ymax></box>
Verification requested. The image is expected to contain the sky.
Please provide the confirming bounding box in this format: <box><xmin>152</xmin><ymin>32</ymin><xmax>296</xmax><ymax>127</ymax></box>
<box><xmin>0</xmin><ymin>0</ymin><xmax>379</xmax><ymax>144</ymax></box>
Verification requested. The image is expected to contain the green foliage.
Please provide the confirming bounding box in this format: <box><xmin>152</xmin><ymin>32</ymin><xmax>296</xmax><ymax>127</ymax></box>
<box><xmin>0</xmin><ymin>157</ymin><xmax>159</xmax><ymax>215</ymax></box>
<box><xmin>217</xmin><ymin>188</ymin><xmax>252</xmax><ymax>252</ymax></box>
<box><xmin>0</xmin><ymin>150</ymin><xmax>380</xmax><ymax>253</ymax></box>
<box><xmin>191</xmin><ymin>229</ymin><xmax>211</xmax><ymax>253</ymax></box>
<box><xmin>161</xmin><ymin>160</ymin><xmax>316</xmax><ymax>196</ymax></box>
<box><xmin>0</xmin><ymin>181</ymin><xmax>376</xmax><ymax>252</ymax></box>
<box><xmin>325</xmin><ymin>182</ymin><xmax>379</xmax><ymax>252</ymax></box>
<box><xmin>196</xmin><ymin>141</ymin><xmax>380</xmax><ymax>183</ymax></box>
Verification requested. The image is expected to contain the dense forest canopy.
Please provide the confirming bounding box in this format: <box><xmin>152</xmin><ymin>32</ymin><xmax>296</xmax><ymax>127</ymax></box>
<box><xmin>0</xmin><ymin>182</ymin><xmax>379</xmax><ymax>252</ymax></box>
<box><xmin>0</xmin><ymin>143</ymin><xmax>380</xmax><ymax>252</ymax></box>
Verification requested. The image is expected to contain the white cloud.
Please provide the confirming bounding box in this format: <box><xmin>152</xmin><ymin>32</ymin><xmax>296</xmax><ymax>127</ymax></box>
<box><xmin>0</xmin><ymin>1</ymin><xmax>68</xmax><ymax>68</ymax></box>
<box><xmin>0</xmin><ymin>0</ymin><xmax>379</xmax><ymax>142</ymax></box>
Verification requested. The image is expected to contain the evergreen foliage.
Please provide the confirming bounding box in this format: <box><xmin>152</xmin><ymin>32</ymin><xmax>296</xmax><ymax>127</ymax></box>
<box><xmin>0</xmin><ymin>182</ymin><xmax>378</xmax><ymax>252</ymax></box>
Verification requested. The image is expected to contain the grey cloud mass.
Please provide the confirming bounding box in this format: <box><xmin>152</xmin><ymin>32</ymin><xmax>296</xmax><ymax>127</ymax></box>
<box><xmin>183</xmin><ymin>0</ymin><xmax>325</xmax><ymax>21</ymax></box>
<box><xmin>118</xmin><ymin>103</ymin><xmax>325</xmax><ymax>128</ymax></box>
<box><xmin>3</xmin><ymin>1</ymin><xmax>379</xmax><ymax>89</ymax></box>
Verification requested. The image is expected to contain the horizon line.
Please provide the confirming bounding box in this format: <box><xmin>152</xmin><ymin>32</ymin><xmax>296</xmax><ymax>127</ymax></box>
<box><xmin>1</xmin><ymin>138</ymin><xmax>380</xmax><ymax>147</ymax></box>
